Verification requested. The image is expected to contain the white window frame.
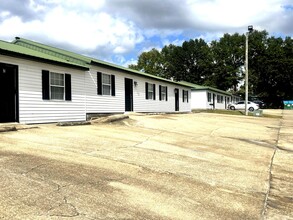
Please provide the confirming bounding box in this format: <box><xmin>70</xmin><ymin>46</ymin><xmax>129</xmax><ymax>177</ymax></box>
<box><xmin>102</xmin><ymin>73</ymin><xmax>111</xmax><ymax>96</ymax></box>
<box><xmin>207</xmin><ymin>92</ymin><xmax>211</xmax><ymax>102</ymax></box>
<box><xmin>161</xmin><ymin>86</ymin><xmax>167</xmax><ymax>101</ymax></box>
<box><xmin>217</xmin><ymin>95</ymin><xmax>221</xmax><ymax>103</ymax></box>
<box><xmin>183</xmin><ymin>90</ymin><xmax>188</xmax><ymax>103</ymax></box>
<box><xmin>50</xmin><ymin>72</ymin><xmax>65</xmax><ymax>100</ymax></box>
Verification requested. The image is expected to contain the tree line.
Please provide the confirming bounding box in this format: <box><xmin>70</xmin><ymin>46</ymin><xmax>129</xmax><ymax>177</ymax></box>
<box><xmin>129</xmin><ymin>31</ymin><xmax>293</xmax><ymax>108</ymax></box>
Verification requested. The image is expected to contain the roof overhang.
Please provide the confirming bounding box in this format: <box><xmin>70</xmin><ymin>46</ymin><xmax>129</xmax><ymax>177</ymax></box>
<box><xmin>0</xmin><ymin>48</ymin><xmax>89</xmax><ymax>71</ymax></box>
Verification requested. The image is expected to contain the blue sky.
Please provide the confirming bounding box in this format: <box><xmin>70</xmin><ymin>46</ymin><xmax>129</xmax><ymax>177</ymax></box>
<box><xmin>0</xmin><ymin>0</ymin><xmax>292</xmax><ymax>67</ymax></box>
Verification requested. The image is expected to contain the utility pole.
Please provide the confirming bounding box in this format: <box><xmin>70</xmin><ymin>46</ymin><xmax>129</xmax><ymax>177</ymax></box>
<box><xmin>245</xmin><ymin>25</ymin><xmax>253</xmax><ymax>116</ymax></box>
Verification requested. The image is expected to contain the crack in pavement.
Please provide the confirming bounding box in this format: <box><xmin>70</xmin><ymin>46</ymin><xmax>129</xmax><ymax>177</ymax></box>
<box><xmin>261</xmin><ymin>110</ymin><xmax>284</xmax><ymax>219</ymax></box>
<box><xmin>19</xmin><ymin>162</ymin><xmax>79</xmax><ymax>218</ymax></box>
<box><xmin>47</xmin><ymin>195</ymin><xmax>80</xmax><ymax>218</ymax></box>
<box><xmin>21</xmin><ymin>163</ymin><xmax>46</xmax><ymax>175</ymax></box>
<box><xmin>131</xmin><ymin>129</ymin><xmax>173</xmax><ymax>149</ymax></box>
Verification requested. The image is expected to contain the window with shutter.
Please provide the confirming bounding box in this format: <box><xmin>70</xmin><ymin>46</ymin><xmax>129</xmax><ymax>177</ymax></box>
<box><xmin>42</xmin><ymin>70</ymin><xmax>71</xmax><ymax>101</ymax></box>
<box><xmin>97</xmin><ymin>72</ymin><xmax>115</xmax><ymax>96</ymax></box>
<box><xmin>146</xmin><ymin>82</ymin><xmax>154</xmax><ymax>100</ymax></box>
<box><xmin>159</xmin><ymin>85</ymin><xmax>167</xmax><ymax>101</ymax></box>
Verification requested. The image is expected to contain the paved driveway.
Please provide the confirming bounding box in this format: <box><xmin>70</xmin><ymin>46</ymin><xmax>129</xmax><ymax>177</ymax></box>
<box><xmin>0</xmin><ymin>111</ymin><xmax>292</xmax><ymax>219</ymax></box>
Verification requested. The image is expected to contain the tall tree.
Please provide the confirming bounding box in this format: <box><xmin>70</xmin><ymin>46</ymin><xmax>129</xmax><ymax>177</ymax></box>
<box><xmin>250</xmin><ymin>33</ymin><xmax>293</xmax><ymax>107</ymax></box>
<box><xmin>160</xmin><ymin>44</ymin><xmax>184</xmax><ymax>80</ymax></box>
<box><xmin>207</xmin><ymin>33</ymin><xmax>245</xmax><ymax>91</ymax></box>
<box><xmin>128</xmin><ymin>48</ymin><xmax>163</xmax><ymax>76</ymax></box>
<box><xmin>129</xmin><ymin>30</ymin><xmax>293</xmax><ymax>107</ymax></box>
<box><xmin>160</xmin><ymin>39</ymin><xmax>212</xmax><ymax>83</ymax></box>
<box><xmin>180</xmin><ymin>39</ymin><xmax>213</xmax><ymax>84</ymax></box>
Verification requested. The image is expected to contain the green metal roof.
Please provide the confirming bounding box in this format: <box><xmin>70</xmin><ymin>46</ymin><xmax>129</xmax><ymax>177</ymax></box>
<box><xmin>0</xmin><ymin>40</ymin><xmax>88</xmax><ymax>70</ymax></box>
<box><xmin>179</xmin><ymin>81</ymin><xmax>232</xmax><ymax>96</ymax></box>
<box><xmin>12</xmin><ymin>37</ymin><xmax>191</xmax><ymax>88</ymax></box>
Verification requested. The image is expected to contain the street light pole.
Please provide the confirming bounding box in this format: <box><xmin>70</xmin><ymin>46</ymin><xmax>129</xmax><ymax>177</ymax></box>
<box><xmin>245</xmin><ymin>25</ymin><xmax>253</xmax><ymax>116</ymax></box>
<box><xmin>245</xmin><ymin>31</ymin><xmax>249</xmax><ymax>115</ymax></box>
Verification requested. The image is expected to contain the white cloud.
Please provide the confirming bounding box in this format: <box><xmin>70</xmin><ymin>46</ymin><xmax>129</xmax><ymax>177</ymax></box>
<box><xmin>187</xmin><ymin>0</ymin><xmax>288</xmax><ymax>31</ymax></box>
<box><xmin>162</xmin><ymin>39</ymin><xmax>185</xmax><ymax>47</ymax></box>
<box><xmin>0</xmin><ymin>11</ymin><xmax>11</xmax><ymax>18</ymax></box>
<box><xmin>0</xmin><ymin>3</ymin><xmax>144</xmax><ymax>58</ymax></box>
<box><xmin>0</xmin><ymin>15</ymin><xmax>43</xmax><ymax>39</ymax></box>
<box><xmin>196</xmin><ymin>32</ymin><xmax>224</xmax><ymax>43</ymax></box>
<box><xmin>122</xmin><ymin>58</ymin><xmax>138</xmax><ymax>67</ymax></box>
<box><xmin>0</xmin><ymin>0</ymin><xmax>292</xmax><ymax>65</ymax></box>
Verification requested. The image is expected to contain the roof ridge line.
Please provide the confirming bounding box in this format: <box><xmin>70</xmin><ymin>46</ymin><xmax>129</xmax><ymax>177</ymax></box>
<box><xmin>13</xmin><ymin>37</ymin><xmax>90</xmax><ymax>64</ymax></box>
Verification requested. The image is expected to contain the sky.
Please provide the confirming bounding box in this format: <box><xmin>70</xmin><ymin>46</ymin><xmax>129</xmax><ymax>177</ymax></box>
<box><xmin>0</xmin><ymin>0</ymin><xmax>292</xmax><ymax>67</ymax></box>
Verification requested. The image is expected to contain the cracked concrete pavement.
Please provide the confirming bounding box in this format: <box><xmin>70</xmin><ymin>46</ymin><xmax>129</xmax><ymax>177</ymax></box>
<box><xmin>0</xmin><ymin>110</ymin><xmax>292</xmax><ymax>219</ymax></box>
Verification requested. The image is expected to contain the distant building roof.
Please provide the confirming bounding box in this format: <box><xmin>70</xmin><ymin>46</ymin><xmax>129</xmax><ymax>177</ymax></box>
<box><xmin>179</xmin><ymin>81</ymin><xmax>233</xmax><ymax>96</ymax></box>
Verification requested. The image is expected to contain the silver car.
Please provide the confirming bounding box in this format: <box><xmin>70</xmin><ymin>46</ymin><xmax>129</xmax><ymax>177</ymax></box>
<box><xmin>228</xmin><ymin>101</ymin><xmax>259</xmax><ymax>112</ymax></box>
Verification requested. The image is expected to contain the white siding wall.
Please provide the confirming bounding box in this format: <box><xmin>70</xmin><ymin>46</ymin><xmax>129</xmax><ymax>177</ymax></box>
<box><xmin>191</xmin><ymin>91</ymin><xmax>207</xmax><ymax>109</ymax></box>
<box><xmin>213</xmin><ymin>92</ymin><xmax>229</xmax><ymax>109</ymax></box>
<box><xmin>132</xmin><ymin>77</ymin><xmax>190</xmax><ymax>113</ymax></box>
<box><xmin>85</xmin><ymin>67</ymin><xmax>124</xmax><ymax>113</ymax></box>
<box><xmin>191</xmin><ymin>89</ymin><xmax>231</xmax><ymax>110</ymax></box>
<box><xmin>0</xmin><ymin>55</ymin><xmax>86</xmax><ymax>123</ymax></box>
<box><xmin>85</xmin><ymin>66</ymin><xmax>191</xmax><ymax>113</ymax></box>
<box><xmin>1</xmin><ymin>55</ymin><xmax>191</xmax><ymax>124</ymax></box>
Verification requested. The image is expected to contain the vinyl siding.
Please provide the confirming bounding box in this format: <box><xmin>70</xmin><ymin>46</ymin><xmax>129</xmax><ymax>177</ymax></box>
<box><xmin>1</xmin><ymin>54</ymin><xmax>191</xmax><ymax>124</ymax></box>
<box><xmin>85</xmin><ymin>66</ymin><xmax>191</xmax><ymax>113</ymax></box>
<box><xmin>0</xmin><ymin>55</ymin><xmax>86</xmax><ymax>123</ymax></box>
<box><xmin>133</xmin><ymin>77</ymin><xmax>190</xmax><ymax>112</ymax></box>
<box><xmin>85</xmin><ymin>67</ymin><xmax>124</xmax><ymax>113</ymax></box>
<box><xmin>191</xmin><ymin>90</ymin><xmax>207</xmax><ymax>109</ymax></box>
<box><xmin>191</xmin><ymin>90</ymin><xmax>231</xmax><ymax>110</ymax></box>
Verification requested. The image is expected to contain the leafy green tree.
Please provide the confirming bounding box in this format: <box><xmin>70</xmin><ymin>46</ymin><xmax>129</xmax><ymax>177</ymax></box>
<box><xmin>180</xmin><ymin>39</ymin><xmax>213</xmax><ymax>84</ymax></box>
<box><xmin>160</xmin><ymin>39</ymin><xmax>213</xmax><ymax>83</ymax></box>
<box><xmin>207</xmin><ymin>33</ymin><xmax>245</xmax><ymax>91</ymax></box>
<box><xmin>160</xmin><ymin>44</ymin><xmax>184</xmax><ymax>80</ymax></box>
<box><xmin>128</xmin><ymin>48</ymin><xmax>163</xmax><ymax>76</ymax></box>
<box><xmin>129</xmin><ymin>30</ymin><xmax>293</xmax><ymax>107</ymax></box>
<box><xmin>250</xmin><ymin>33</ymin><xmax>293</xmax><ymax>107</ymax></box>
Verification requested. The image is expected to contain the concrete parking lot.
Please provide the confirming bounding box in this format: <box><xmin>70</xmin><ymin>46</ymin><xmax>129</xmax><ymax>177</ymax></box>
<box><xmin>0</xmin><ymin>110</ymin><xmax>292</xmax><ymax>219</ymax></box>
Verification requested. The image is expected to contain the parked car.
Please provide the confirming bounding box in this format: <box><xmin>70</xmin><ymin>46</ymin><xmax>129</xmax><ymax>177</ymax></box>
<box><xmin>228</xmin><ymin>101</ymin><xmax>259</xmax><ymax>112</ymax></box>
<box><xmin>252</xmin><ymin>100</ymin><xmax>266</xmax><ymax>109</ymax></box>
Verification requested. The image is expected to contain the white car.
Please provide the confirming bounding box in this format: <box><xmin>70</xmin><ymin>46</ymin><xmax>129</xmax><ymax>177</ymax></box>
<box><xmin>228</xmin><ymin>101</ymin><xmax>259</xmax><ymax>112</ymax></box>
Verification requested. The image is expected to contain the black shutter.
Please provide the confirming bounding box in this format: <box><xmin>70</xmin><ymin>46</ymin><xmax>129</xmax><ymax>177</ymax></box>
<box><xmin>65</xmin><ymin>74</ymin><xmax>71</xmax><ymax>101</ymax></box>
<box><xmin>145</xmin><ymin>82</ymin><xmax>148</xmax><ymax>99</ymax></box>
<box><xmin>42</xmin><ymin>70</ymin><xmax>50</xmax><ymax>100</ymax></box>
<box><xmin>182</xmin><ymin>90</ymin><xmax>184</xmax><ymax>102</ymax></box>
<box><xmin>159</xmin><ymin>85</ymin><xmax>162</xmax><ymax>100</ymax></box>
<box><xmin>166</xmin><ymin>87</ymin><xmax>168</xmax><ymax>101</ymax></box>
<box><xmin>111</xmin><ymin>75</ymin><xmax>115</xmax><ymax>96</ymax></box>
<box><xmin>166</xmin><ymin>86</ymin><xmax>168</xmax><ymax>101</ymax></box>
<box><xmin>187</xmin><ymin>91</ymin><xmax>189</xmax><ymax>103</ymax></box>
<box><xmin>97</xmin><ymin>72</ymin><xmax>102</xmax><ymax>95</ymax></box>
<box><xmin>153</xmin><ymin>84</ymin><xmax>156</xmax><ymax>100</ymax></box>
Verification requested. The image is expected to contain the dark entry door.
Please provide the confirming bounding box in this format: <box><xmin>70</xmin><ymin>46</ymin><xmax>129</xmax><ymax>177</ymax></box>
<box><xmin>125</xmin><ymin>78</ymin><xmax>133</xmax><ymax>111</ymax></box>
<box><xmin>174</xmin><ymin>88</ymin><xmax>179</xmax><ymax>111</ymax></box>
<box><xmin>0</xmin><ymin>63</ymin><xmax>19</xmax><ymax>123</ymax></box>
<box><xmin>212</xmin><ymin>94</ymin><xmax>216</xmax><ymax>109</ymax></box>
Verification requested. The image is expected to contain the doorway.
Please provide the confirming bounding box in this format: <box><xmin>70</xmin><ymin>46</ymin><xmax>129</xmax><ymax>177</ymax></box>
<box><xmin>212</xmin><ymin>94</ymin><xmax>216</xmax><ymax>109</ymax></box>
<box><xmin>174</xmin><ymin>88</ymin><xmax>179</xmax><ymax>111</ymax></box>
<box><xmin>0</xmin><ymin>63</ymin><xmax>19</xmax><ymax>123</ymax></box>
<box><xmin>125</xmin><ymin>78</ymin><xmax>133</xmax><ymax>111</ymax></box>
